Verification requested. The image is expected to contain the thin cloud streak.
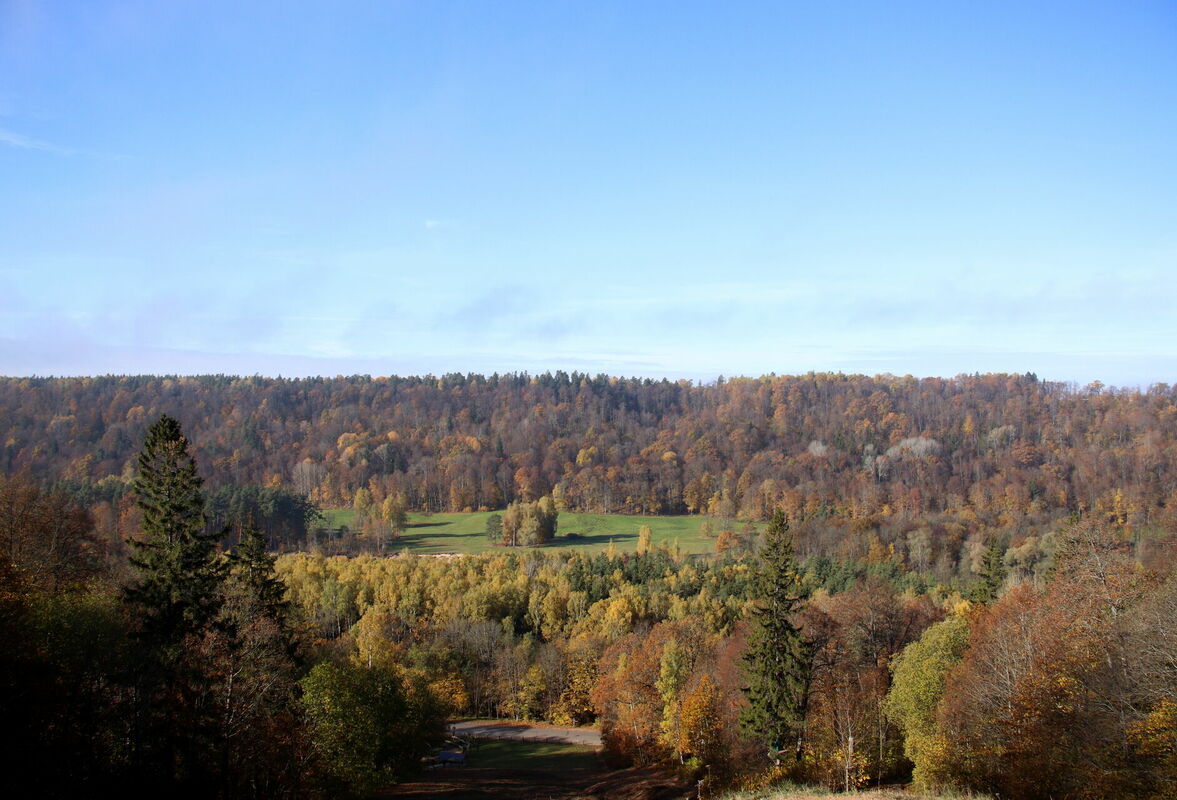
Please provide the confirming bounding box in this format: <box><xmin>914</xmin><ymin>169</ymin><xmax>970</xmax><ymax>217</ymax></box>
<box><xmin>0</xmin><ymin>127</ymin><xmax>75</xmax><ymax>155</ymax></box>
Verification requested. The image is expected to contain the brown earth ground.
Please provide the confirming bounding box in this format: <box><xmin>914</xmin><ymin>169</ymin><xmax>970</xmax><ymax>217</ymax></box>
<box><xmin>380</xmin><ymin>721</ymin><xmax>925</xmax><ymax>800</ymax></box>
<box><xmin>380</xmin><ymin>720</ymin><xmax>692</xmax><ymax>800</ymax></box>
<box><xmin>449</xmin><ymin>719</ymin><xmax>604</xmax><ymax>747</ymax></box>
<box><xmin>382</xmin><ymin>768</ymin><xmax>923</xmax><ymax>800</ymax></box>
<box><xmin>380</xmin><ymin>764</ymin><xmax>694</xmax><ymax>800</ymax></box>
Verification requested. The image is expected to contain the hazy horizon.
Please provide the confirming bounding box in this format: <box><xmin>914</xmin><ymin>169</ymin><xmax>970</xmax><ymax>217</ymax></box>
<box><xmin>0</xmin><ymin>366</ymin><xmax>1163</xmax><ymax>394</ymax></box>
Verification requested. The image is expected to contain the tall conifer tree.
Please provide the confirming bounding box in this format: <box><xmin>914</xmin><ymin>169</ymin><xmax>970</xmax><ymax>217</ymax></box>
<box><xmin>123</xmin><ymin>415</ymin><xmax>227</xmax><ymax>789</ymax></box>
<box><xmin>229</xmin><ymin>518</ymin><xmax>287</xmax><ymax>616</ymax></box>
<box><xmin>216</xmin><ymin>517</ymin><xmax>304</xmax><ymax>794</ymax></box>
<box><xmin>741</xmin><ymin>509</ymin><xmax>814</xmax><ymax>763</ymax></box>
<box><xmin>125</xmin><ymin>414</ymin><xmax>225</xmax><ymax>657</ymax></box>
<box><xmin>227</xmin><ymin>515</ymin><xmax>294</xmax><ymax>653</ymax></box>
<box><xmin>972</xmin><ymin>535</ymin><xmax>1008</xmax><ymax>604</ymax></box>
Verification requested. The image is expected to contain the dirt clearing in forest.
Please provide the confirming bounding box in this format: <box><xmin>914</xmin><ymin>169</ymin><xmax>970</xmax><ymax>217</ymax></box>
<box><xmin>449</xmin><ymin>719</ymin><xmax>603</xmax><ymax>747</ymax></box>
<box><xmin>380</xmin><ymin>734</ymin><xmax>693</xmax><ymax>800</ymax></box>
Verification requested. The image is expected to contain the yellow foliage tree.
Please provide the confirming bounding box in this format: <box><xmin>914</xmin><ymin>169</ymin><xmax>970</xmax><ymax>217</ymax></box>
<box><xmin>1128</xmin><ymin>699</ymin><xmax>1177</xmax><ymax>799</ymax></box>
<box><xmin>637</xmin><ymin>525</ymin><xmax>653</xmax><ymax>555</ymax></box>
<box><xmin>676</xmin><ymin>674</ymin><xmax>723</xmax><ymax>765</ymax></box>
<box><xmin>351</xmin><ymin>605</ymin><xmax>400</xmax><ymax>671</ymax></box>
<box><xmin>428</xmin><ymin>673</ymin><xmax>470</xmax><ymax>716</ymax></box>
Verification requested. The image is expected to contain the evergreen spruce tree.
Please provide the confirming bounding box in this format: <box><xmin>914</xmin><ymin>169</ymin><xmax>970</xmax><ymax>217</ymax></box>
<box><xmin>972</xmin><ymin>535</ymin><xmax>1008</xmax><ymax>604</ymax></box>
<box><xmin>125</xmin><ymin>414</ymin><xmax>225</xmax><ymax>656</ymax></box>
<box><xmin>123</xmin><ymin>415</ymin><xmax>226</xmax><ymax>790</ymax></box>
<box><xmin>741</xmin><ymin>509</ymin><xmax>814</xmax><ymax>764</ymax></box>
<box><xmin>217</xmin><ymin>516</ymin><xmax>305</xmax><ymax>794</ymax></box>
<box><xmin>227</xmin><ymin>515</ymin><xmax>294</xmax><ymax>652</ymax></box>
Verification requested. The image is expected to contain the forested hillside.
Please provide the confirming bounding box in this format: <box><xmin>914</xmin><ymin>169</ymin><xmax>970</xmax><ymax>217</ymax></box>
<box><xmin>7</xmin><ymin>372</ymin><xmax>1177</xmax><ymax>517</ymax></box>
<box><xmin>6</xmin><ymin>372</ymin><xmax>1177</xmax><ymax>572</ymax></box>
<box><xmin>2</xmin><ymin>379</ymin><xmax>1175</xmax><ymax>798</ymax></box>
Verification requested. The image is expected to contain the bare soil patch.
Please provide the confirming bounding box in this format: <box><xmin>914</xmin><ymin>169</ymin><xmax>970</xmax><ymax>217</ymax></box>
<box><xmin>381</xmin><ymin>721</ymin><xmax>691</xmax><ymax>799</ymax></box>
<box><xmin>380</xmin><ymin>764</ymin><xmax>693</xmax><ymax>800</ymax></box>
<box><xmin>450</xmin><ymin>719</ymin><xmax>603</xmax><ymax>747</ymax></box>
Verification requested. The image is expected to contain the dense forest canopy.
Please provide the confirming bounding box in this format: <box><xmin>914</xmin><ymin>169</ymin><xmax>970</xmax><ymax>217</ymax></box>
<box><xmin>8</xmin><ymin>371</ymin><xmax>1177</xmax><ymax>579</ymax></box>
<box><xmin>1</xmin><ymin>374</ymin><xmax>1175</xmax><ymax>798</ymax></box>
<box><xmin>4</xmin><ymin>372</ymin><xmax>1175</xmax><ymax>523</ymax></box>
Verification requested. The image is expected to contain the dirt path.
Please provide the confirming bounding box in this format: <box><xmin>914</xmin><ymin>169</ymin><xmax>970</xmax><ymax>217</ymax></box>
<box><xmin>381</xmin><ymin>765</ymin><xmax>693</xmax><ymax>800</ymax></box>
<box><xmin>383</xmin><ymin>722</ymin><xmax>694</xmax><ymax>799</ymax></box>
<box><xmin>449</xmin><ymin>719</ymin><xmax>603</xmax><ymax>748</ymax></box>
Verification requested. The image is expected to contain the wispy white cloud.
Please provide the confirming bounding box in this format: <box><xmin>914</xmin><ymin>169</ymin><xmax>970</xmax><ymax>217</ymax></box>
<box><xmin>0</xmin><ymin>127</ymin><xmax>75</xmax><ymax>155</ymax></box>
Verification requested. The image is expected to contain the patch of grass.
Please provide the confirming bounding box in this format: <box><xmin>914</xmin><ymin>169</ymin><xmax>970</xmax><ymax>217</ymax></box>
<box><xmin>556</xmin><ymin>511</ymin><xmax>725</xmax><ymax>554</ymax></box>
<box><xmin>465</xmin><ymin>738</ymin><xmax>600</xmax><ymax>771</ymax></box>
<box><xmin>319</xmin><ymin>509</ymin><xmax>731</xmax><ymax>555</ymax></box>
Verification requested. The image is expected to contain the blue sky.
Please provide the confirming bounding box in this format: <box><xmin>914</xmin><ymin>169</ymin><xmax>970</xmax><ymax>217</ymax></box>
<box><xmin>1</xmin><ymin>1</ymin><xmax>1175</xmax><ymax>385</ymax></box>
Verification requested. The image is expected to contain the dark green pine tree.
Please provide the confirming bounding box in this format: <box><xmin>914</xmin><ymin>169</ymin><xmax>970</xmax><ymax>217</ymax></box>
<box><xmin>125</xmin><ymin>414</ymin><xmax>225</xmax><ymax>658</ymax></box>
<box><xmin>123</xmin><ymin>415</ymin><xmax>228</xmax><ymax>791</ymax></box>
<box><xmin>216</xmin><ymin>516</ymin><xmax>305</xmax><ymax>794</ymax></box>
<box><xmin>972</xmin><ymin>535</ymin><xmax>1008</xmax><ymax>604</ymax></box>
<box><xmin>228</xmin><ymin>516</ymin><xmax>294</xmax><ymax>649</ymax></box>
<box><xmin>741</xmin><ymin>509</ymin><xmax>814</xmax><ymax>764</ymax></box>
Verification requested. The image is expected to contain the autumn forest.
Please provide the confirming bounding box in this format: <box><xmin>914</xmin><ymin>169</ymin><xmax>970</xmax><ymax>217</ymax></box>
<box><xmin>2</xmin><ymin>372</ymin><xmax>1176</xmax><ymax>798</ymax></box>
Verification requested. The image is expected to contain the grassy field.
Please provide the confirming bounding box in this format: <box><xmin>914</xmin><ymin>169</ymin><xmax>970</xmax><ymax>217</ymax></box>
<box><xmin>463</xmin><ymin>738</ymin><xmax>600</xmax><ymax>771</ymax></box>
<box><xmin>319</xmin><ymin>509</ymin><xmax>736</xmax><ymax>555</ymax></box>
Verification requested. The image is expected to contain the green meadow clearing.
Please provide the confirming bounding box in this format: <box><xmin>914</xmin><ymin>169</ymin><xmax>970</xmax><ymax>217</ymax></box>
<box><xmin>319</xmin><ymin>509</ymin><xmax>740</xmax><ymax>555</ymax></box>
